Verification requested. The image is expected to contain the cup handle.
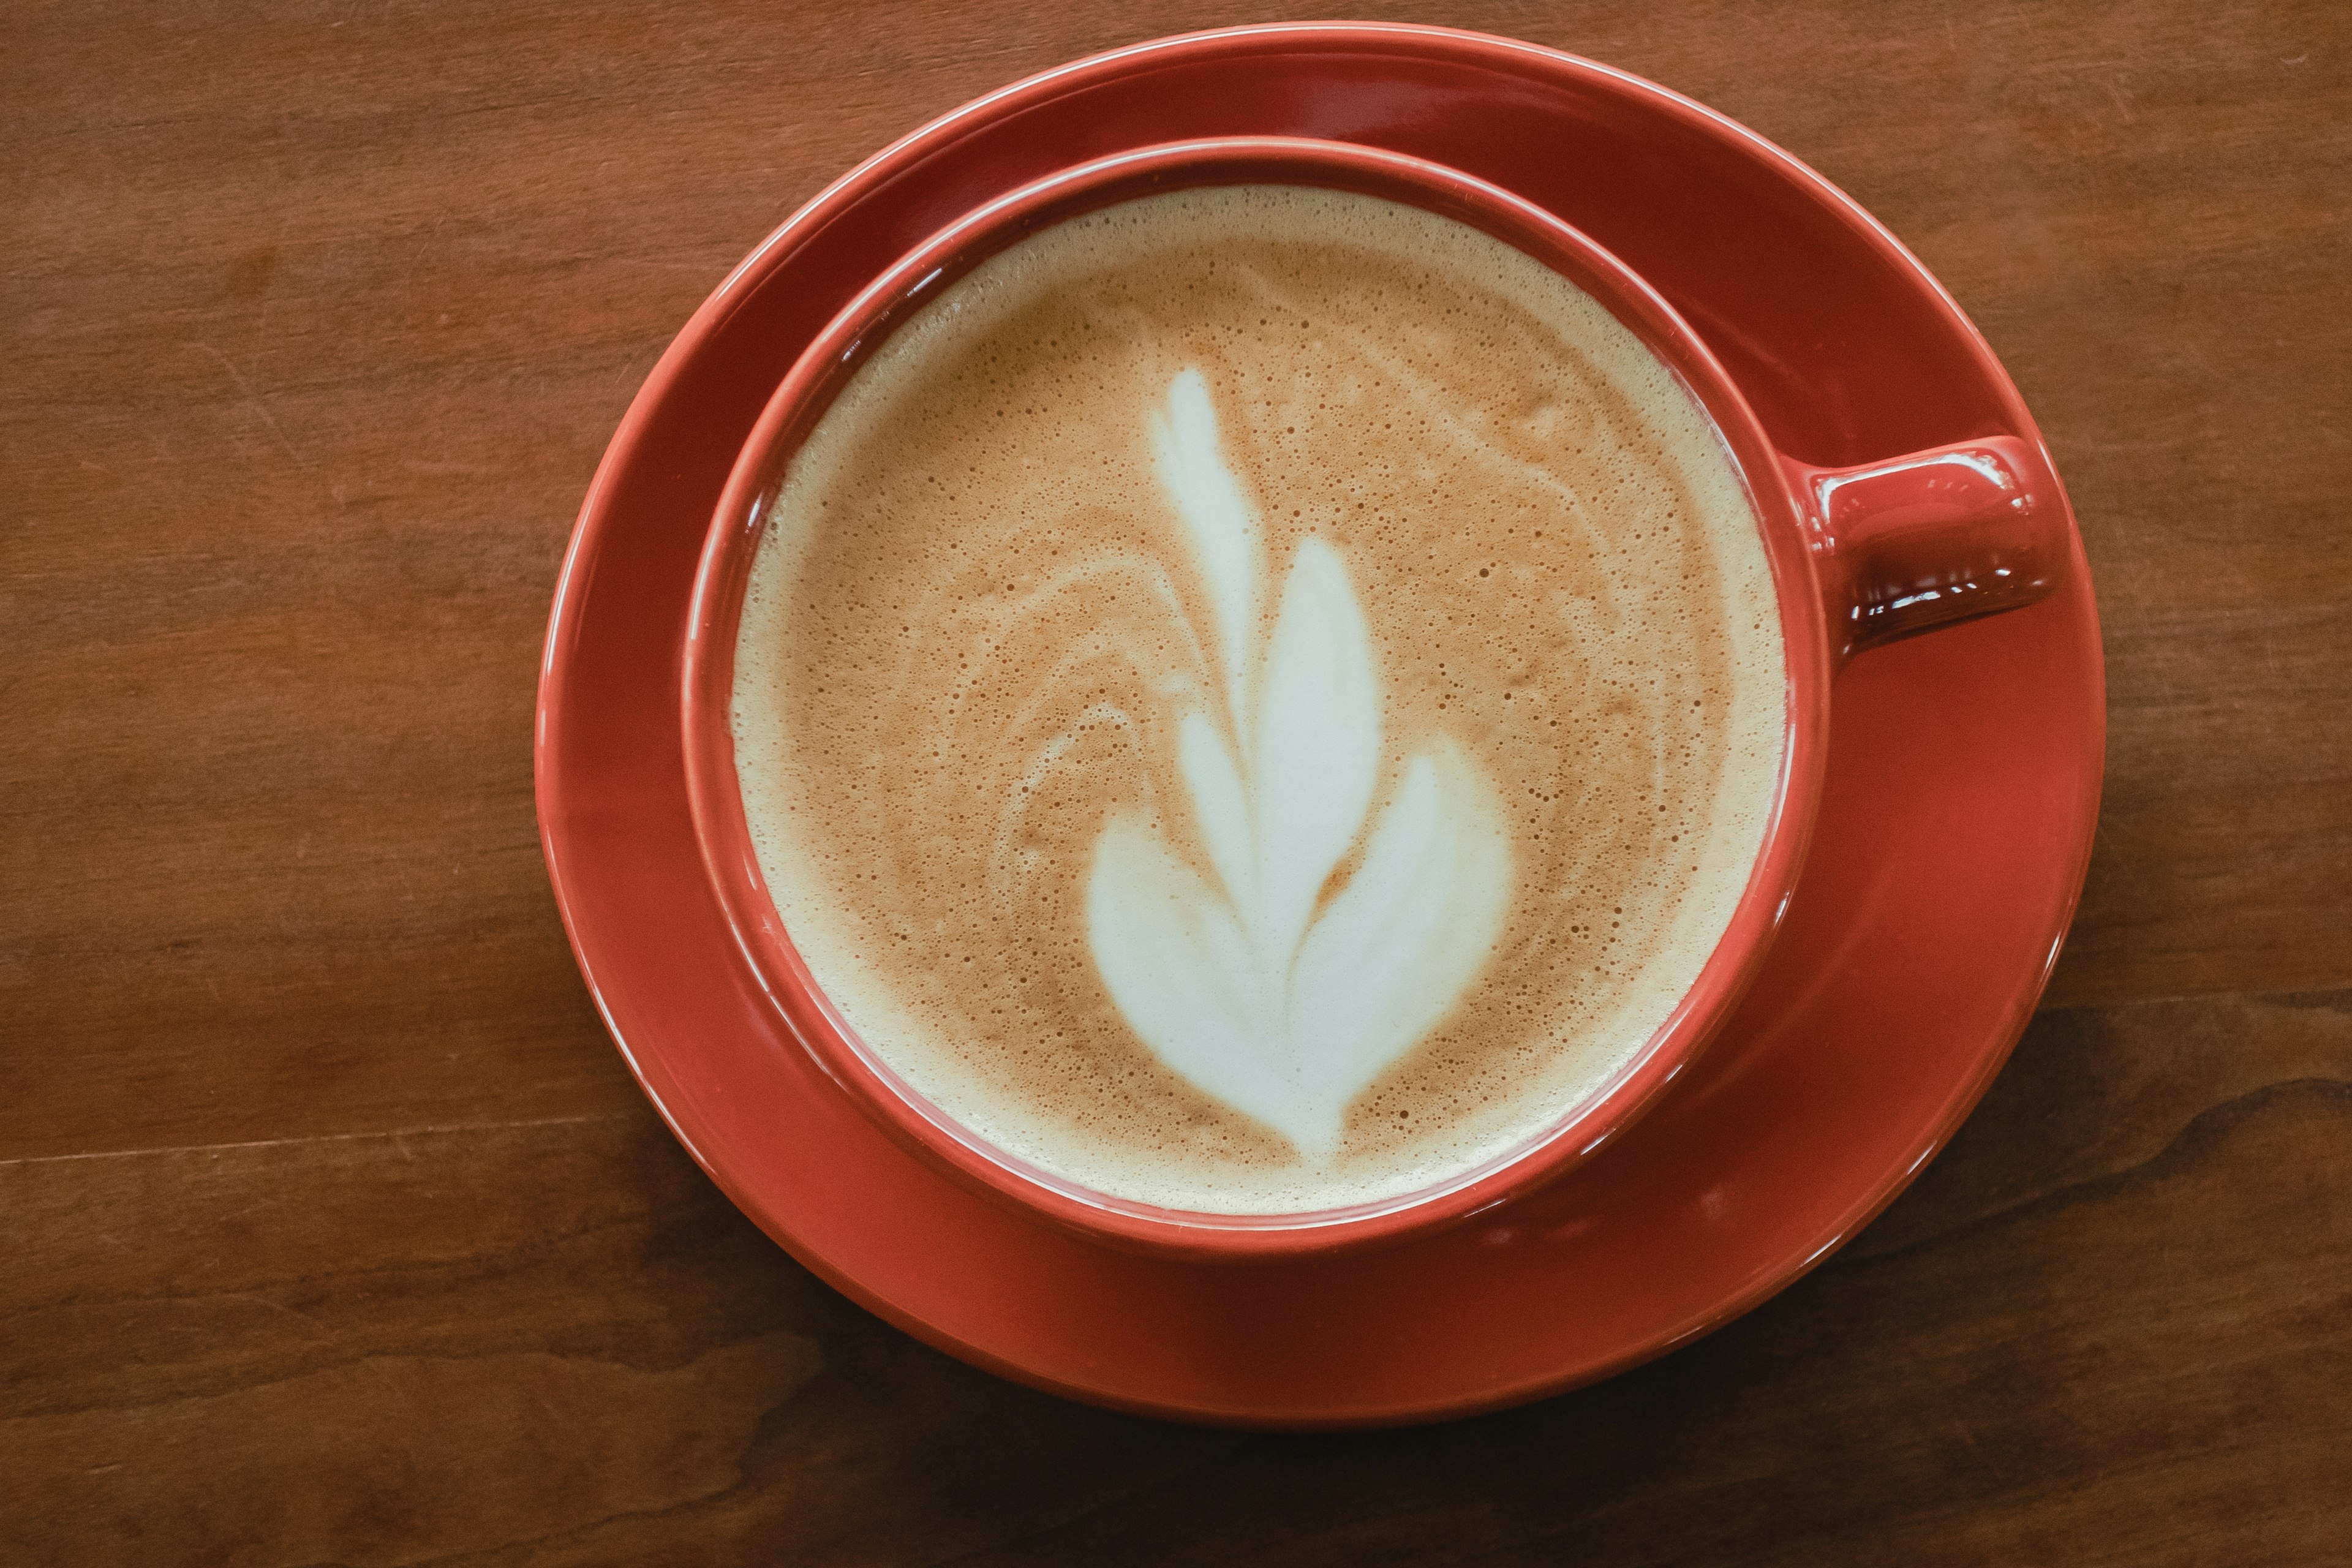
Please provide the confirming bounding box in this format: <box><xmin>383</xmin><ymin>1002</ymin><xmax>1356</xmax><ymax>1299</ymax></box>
<box><xmin>1781</xmin><ymin>435</ymin><xmax>2068</xmax><ymax>663</ymax></box>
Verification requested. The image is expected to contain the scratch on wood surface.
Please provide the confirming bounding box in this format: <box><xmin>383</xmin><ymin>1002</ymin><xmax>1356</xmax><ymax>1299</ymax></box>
<box><xmin>189</xmin><ymin>344</ymin><xmax>310</xmax><ymax>470</ymax></box>
<box><xmin>0</xmin><ymin>1113</ymin><xmax>635</xmax><ymax>1171</ymax></box>
<box><xmin>398</xmin><ymin>211</ymin><xmax>450</xmax><ymax>293</ymax></box>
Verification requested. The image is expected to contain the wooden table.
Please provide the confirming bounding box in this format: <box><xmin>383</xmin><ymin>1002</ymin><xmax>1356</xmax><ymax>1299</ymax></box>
<box><xmin>7</xmin><ymin>2</ymin><xmax>2346</xmax><ymax>1561</ymax></box>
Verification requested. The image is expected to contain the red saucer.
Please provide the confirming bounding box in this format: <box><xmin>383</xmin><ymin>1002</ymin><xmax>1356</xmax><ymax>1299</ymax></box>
<box><xmin>536</xmin><ymin>23</ymin><xmax>2104</xmax><ymax>1428</ymax></box>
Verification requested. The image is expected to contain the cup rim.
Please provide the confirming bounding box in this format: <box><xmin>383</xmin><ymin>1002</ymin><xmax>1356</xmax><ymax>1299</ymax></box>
<box><xmin>681</xmin><ymin>135</ymin><xmax>1831</xmax><ymax>1261</ymax></box>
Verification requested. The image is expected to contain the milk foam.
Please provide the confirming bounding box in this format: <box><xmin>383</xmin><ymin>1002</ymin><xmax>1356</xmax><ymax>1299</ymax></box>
<box><xmin>733</xmin><ymin>186</ymin><xmax>1785</xmax><ymax>1214</ymax></box>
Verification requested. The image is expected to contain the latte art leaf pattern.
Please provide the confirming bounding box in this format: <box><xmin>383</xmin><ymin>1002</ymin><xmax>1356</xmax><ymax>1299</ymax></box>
<box><xmin>1086</xmin><ymin>371</ymin><xmax>1513</xmax><ymax>1159</ymax></box>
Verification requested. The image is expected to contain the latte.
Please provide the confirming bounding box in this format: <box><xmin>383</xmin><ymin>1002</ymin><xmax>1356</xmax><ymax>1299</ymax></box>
<box><xmin>731</xmin><ymin>185</ymin><xmax>1784</xmax><ymax>1213</ymax></box>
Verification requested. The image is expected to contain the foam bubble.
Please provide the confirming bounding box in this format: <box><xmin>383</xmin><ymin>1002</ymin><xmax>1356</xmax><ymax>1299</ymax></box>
<box><xmin>733</xmin><ymin>186</ymin><xmax>1784</xmax><ymax>1214</ymax></box>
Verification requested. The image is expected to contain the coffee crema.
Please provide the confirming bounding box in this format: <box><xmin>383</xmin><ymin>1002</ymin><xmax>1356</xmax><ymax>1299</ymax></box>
<box><xmin>732</xmin><ymin>186</ymin><xmax>1784</xmax><ymax>1214</ymax></box>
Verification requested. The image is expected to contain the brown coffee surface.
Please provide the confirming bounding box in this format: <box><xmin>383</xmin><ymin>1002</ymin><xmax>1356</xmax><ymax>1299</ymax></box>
<box><xmin>733</xmin><ymin>186</ymin><xmax>1784</xmax><ymax>1213</ymax></box>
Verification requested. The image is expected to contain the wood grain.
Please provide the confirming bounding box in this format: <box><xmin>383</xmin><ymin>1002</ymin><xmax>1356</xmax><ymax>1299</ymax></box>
<box><xmin>4</xmin><ymin>0</ymin><xmax>2348</xmax><ymax>1561</ymax></box>
<box><xmin>5</xmin><ymin>994</ymin><xmax>2345</xmax><ymax>1564</ymax></box>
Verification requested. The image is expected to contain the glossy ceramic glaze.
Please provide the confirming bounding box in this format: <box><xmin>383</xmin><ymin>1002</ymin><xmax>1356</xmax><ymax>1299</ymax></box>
<box><xmin>1787</xmin><ymin>438</ymin><xmax>2066</xmax><ymax>661</ymax></box>
<box><xmin>537</xmin><ymin>22</ymin><xmax>2103</xmax><ymax>1425</ymax></box>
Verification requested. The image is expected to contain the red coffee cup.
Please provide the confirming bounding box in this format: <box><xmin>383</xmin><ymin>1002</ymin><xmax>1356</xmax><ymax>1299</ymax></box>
<box><xmin>680</xmin><ymin>137</ymin><xmax>2067</xmax><ymax>1261</ymax></box>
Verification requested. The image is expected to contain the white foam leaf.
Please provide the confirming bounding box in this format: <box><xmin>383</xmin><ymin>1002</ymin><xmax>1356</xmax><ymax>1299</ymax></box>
<box><xmin>1177</xmin><ymin>713</ymin><xmax>1253</xmax><ymax>915</ymax></box>
<box><xmin>1150</xmin><ymin>366</ymin><xmax>1259</xmax><ymax>733</ymax></box>
<box><xmin>1087</xmin><ymin>813</ymin><xmax>1292</xmax><ymax>1136</ymax></box>
<box><xmin>1085</xmin><ymin>371</ymin><xmax>1515</xmax><ymax>1162</ymax></box>
<box><xmin>1285</xmin><ymin>741</ymin><xmax>1513</xmax><ymax>1153</ymax></box>
<box><xmin>1248</xmin><ymin>537</ymin><xmax>1381</xmax><ymax>978</ymax></box>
